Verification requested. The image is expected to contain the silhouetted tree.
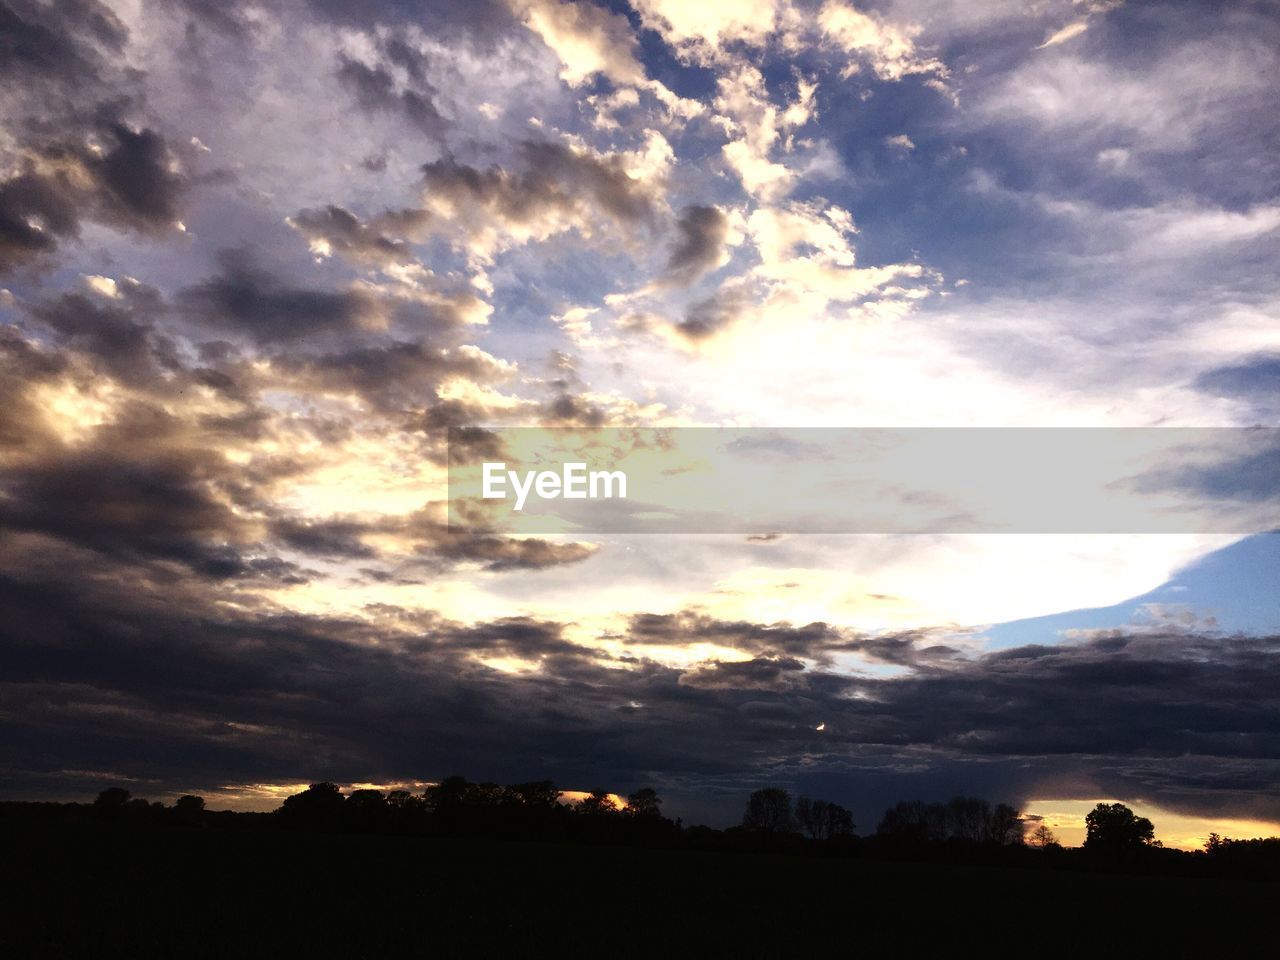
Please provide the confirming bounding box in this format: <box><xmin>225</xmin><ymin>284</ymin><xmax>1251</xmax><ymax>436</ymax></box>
<box><xmin>794</xmin><ymin>797</ymin><xmax>854</xmax><ymax>841</ymax></box>
<box><xmin>878</xmin><ymin>797</ymin><xmax>1023</xmax><ymax>846</ymax></box>
<box><xmin>343</xmin><ymin>789</ymin><xmax>388</xmax><ymax>831</ymax></box>
<box><xmin>470</xmin><ymin>782</ymin><xmax>506</xmax><ymax>807</ymax></box>
<box><xmin>279</xmin><ymin>782</ymin><xmax>345</xmax><ymax>829</ymax></box>
<box><xmin>877</xmin><ymin>800</ymin><xmax>939</xmax><ymax>844</ymax></box>
<box><xmin>626</xmin><ymin>787</ymin><xmax>662</xmax><ymax>818</ymax></box>
<box><xmin>173</xmin><ymin>795</ymin><xmax>206</xmax><ymax>826</ymax></box>
<box><xmin>504</xmin><ymin>780</ymin><xmax>559</xmax><ymax>809</ymax></box>
<box><xmin>423</xmin><ymin>776</ymin><xmax>472</xmax><ymax>815</ymax></box>
<box><xmin>384</xmin><ymin>789</ymin><xmax>426</xmax><ymax>830</ymax></box>
<box><xmin>1029</xmin><ymin>824</ymin><xmax>1059</xmax><ymax>848</ymax></box>
<box><xmin>947</xmin><ymin>796</ymin><xmax>990</xmax><ymax>842</ymax></box>
<box><xmin>1083</xmin><ymin>802</ymin><xmax>1155</xmax><ymax>854</ymax></box>
<box><xmin>987</xmin><ymin>803</ymin><xmax>1024</xmax><ymax>845</ymax></box>
<box><xmin>94</xmin><ymin>787</ymin><xmax>132</xmax><ymax>814</ymax></box>
<box><xmin>576</xmin><ymin>790</ymin><xmax>616</xmax><ymax>816</ymax></box>
<box><xmin>742</xmin><ymin>788</ymin><xmax>794</xmax><ymax>836</ymax></box>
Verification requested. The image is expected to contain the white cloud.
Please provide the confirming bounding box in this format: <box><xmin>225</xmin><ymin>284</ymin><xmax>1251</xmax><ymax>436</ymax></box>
<box><xmin>819</xmin><ymin>0</ymin><xmax>947</xmax><ymax>81</ymax></box>
<box><xmin>513</xmin><ymin>0</ymin><xmax>645</xmax><ymax>87</ymax></box>
<box><xmin>1036</xmin><ymin>20</ymin><xmax>1088</xmax><ymax>49</ymax></box>
<box><xmin>632</xmin><ymin>0</ymin><xmax>783</xmax><ymax>62</ymax></box>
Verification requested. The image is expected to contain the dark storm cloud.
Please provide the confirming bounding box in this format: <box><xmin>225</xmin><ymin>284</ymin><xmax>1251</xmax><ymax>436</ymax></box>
<box><xmin>0</xmin><ymin>166</ymin><xmax>81</xmax><ymax>270</ymax></box>
<box><xmin>79</xmin><ymin>122</ymin><xmax>186</xmax><ymax>228</ymax></box>
<box><xmin>0</xmin><ymin>406</ymin><xmax>254</xmax><ymax>574</ymax></box>
<box><xmin>401</xmin><ymin>513</ymin><xmax>598</xmax><ymax>571</ymax></box>
<box><xmin>665</xmin><ymin>204</ymin><xmax>729</xmax><ymax>285</ymax></box>
<box><xmin>421</xmin><ymin>139</ymin><xmax>661</xmax><ymax>231</ymax></box>
<box><xmin>288</xmin><ymin>205</ymin><xmax>421</xmax><ymax>265</ymax></box>
<box><xmin>279</xmin><ymin>340</ymin><xmax>504</xmax><ymax>412</ymax></box>
<box><xmin>831</xmin><ymin>629</ymin><xmax>964</xmax><ymax>668</ymax></box>
<box><xmin>0</xmin><ymin>119</ymin><xmax>188</xmax><ymax>274</ymax></box>
<box><xmin>266</xmin><ymin>507</ymin><xmax>597</xmax><ymax>572</ymax></box>
<box><xmin>177</xmin><ymin>248</ymin><xmax>381</xmax><ymax>342</ymax></box>
<box><xmin>429</xmin><ymin>534</ymin><xmax>596</xmax><ymax>572</ymax></box>
<box><xmin>28</xmin><ymin>286</ymin><xmax>178</xmax><ymax>389</ymax></box>
<box><xmin>270</xmin><ymin>518</ymin><xmax>376</xmax><ymax>559</ymax></box>
<box><xmin>0</xmin><ymin>484</ymin><xmax>1278</xmax><ymax>821</ymax></box>
<box><xmin>4</xmin><ymin>538</ymin><xmax>1277</xmax><ymax>823</ymax></box>
<box><xmin>0</xmin><ymin>0</ymin><xmax>126</xmax><ymax>94</ymax></box>
<box><xmin>675</xmin><ymin>286</ymin><xmax>748</xmax><ymax>341</ymax></box>
<box><xmin>679</xmin><ymin>656</ymin><xmax>808</xmax><ymax>691</ymax></box>
<box><xmin>626</xmin><ymin>612</ymin><xmax>839</xmax><ymax>659</ymax></box>
<box><xmin>542</xmin><ymin>392</ymin><xmax>605</xmax><ymax>427</ymax></box>
<box><xmin>336</xmin><ymin>53</ymin><xmax>448</xmax><ymax>142</ymax></box>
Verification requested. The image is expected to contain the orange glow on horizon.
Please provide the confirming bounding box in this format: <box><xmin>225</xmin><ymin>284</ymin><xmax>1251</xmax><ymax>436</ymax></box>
<box><xmin>1024</xmin><ymin>798</ymin><xmax>1280</xmax><ymax>851</ymax></box>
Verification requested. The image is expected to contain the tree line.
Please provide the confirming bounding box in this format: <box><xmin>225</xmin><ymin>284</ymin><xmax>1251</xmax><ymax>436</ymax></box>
<box><xmin>3</xmin><ymin>779</ymin><xmax>1278</xmax><ymax>880</ymax></box>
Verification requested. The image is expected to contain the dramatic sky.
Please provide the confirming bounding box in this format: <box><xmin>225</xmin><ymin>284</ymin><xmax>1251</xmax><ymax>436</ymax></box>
<box><xmin>1</xmin><ymin>0</ymin><xmax>1278</xmax><ymax>846</ymax></box>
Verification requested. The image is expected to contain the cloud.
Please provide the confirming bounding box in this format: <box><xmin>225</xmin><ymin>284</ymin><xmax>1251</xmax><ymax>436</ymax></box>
<box><xmin>2</xmin><ymin>535</ymin><xmax>1277</xmax><ymax>823</ymax></box>
<box><xmin>416</xmin><ymin>138</ymin><xmax>665</xmax><ymax>264</ymax></box>
<box><xmin>679</xmin><ymin>655</ymin><xmax>808</xmax><ymax>690</ymax></box>
<box><xmin>513</xmin><ymin>0</ymin><xmax>645</xmax><ymax>87</ymax></box>
<box><xmin>665</xmin><ymin>205</ymin><xmax>731</xmax><ymax>285</ymax></box>
<box><xmin>1196</xmin><ymin>355</ymin><xmax>1280</xmax><ymax>420</ymax></box>
<box><xmin>712</xmin><ymin>65</ymin><xmax>816</xmax><ymax>200</ymax></box>
<box><xmin>27</xmin><ymin>286</ymin><xmax>174</xmax><ymax>389</ymax></box>
<box><xmin>631</xmin><ymin>0</ymin><xmax>783</xmax><ymax>63</ymax></box>
<box><xmin>1036</xmin><ymin>20</ymin><xmax>1088</xmax><ymax>49</ymax></box>
<box><xmin>277</xmin><ymin>340</ymin><xmax>513</xmax><ymax>412</ymax></box>
<box><xmin>287</xmin><ymin>205</ymin><xmax>422</xmax><ymax>266</ymax></box>
<box><xmin>336</xmin><ymin>50</ymin><xmax>448</xmax><ymax>142</ymax></box>
<box><xmin>818</xmin><ymin>1</ymin><xmax>947</xmax><ymax>82</ymax></box>
<box><xmin>675</xmin><ymin>286</ymin><xmax>750</xmax><ymax>342</ymax></box>
<box><xmin>177</xmin><ymin>248</ymin><xmax>385</xmax><ymax>343</ymax></box>
<box><xmin>0</xmin><ymin>119</ymin><xmax>188</xmax><ymax>274</ymax></box>
<box><xmin>626</xmin><ymin>611</ymin><xmax>839</xmax><ymax>658</ymax></box>
<box><xmin>0</xmin><ymin>0</ymin><xmax>128</xmax><ymax>99</ymax></box>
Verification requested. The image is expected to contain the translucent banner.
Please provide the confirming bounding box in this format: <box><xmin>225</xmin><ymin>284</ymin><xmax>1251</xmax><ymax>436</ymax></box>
<box><xmin>446</xmin><ymin>427</ymin><xmax>1280</xmax><ymax>534</ymax></box>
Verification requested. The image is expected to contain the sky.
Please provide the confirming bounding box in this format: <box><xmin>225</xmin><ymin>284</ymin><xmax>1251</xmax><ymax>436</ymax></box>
<box><xmin>0</xmin><ymin>0</ymin><xmax>1278</xmax><ymax>847</ymax></box>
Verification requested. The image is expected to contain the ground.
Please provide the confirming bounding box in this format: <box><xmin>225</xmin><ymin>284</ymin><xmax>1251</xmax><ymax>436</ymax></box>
<box><xmin>1</xmin><ymin>822</ymin><xmax>1270</xmax><ymax>957</ymax></box>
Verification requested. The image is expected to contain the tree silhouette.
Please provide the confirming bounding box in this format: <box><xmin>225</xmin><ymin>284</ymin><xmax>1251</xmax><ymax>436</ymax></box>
<box><xmin>576</xmin><ymin>790</ymin><xmax>616</xmax><ymax>816</ymax></box>
<box><xmin>1083</xmin><ymin>802</ymin><xmax>1155</xmax><ymax>854</ymax></box>
<box><xmin>877</xmin><ymin>800</ymin><xmax>934</xmax><ymax>844</ymax></box>
<box><xmin>504</xmin><ymin>780</ymin><xmax>560</xmax><ymax>809</ymax></box>
<box><xmin>987</xmin><ymin>803</ymin><xmax>1024</xmax><ymax>845</ymax></box>
<box><xmin>794</xmin><ymin>797</ymin><xmax>854</xmax><ymax>841</ymax></box>
<box><xmin>94</xmin><ymin>787</ymin><xmax>132</xmax><ymax>813</ymax></box>
<box><xmin>1029</xmin><ymin>823</ymin><xmax>1059</xmax><ymax>848</ymax></box>
<box><xmin>173</xmin><ymin>795</ymin><xmax>206</xmax><ymax>826</ymax></box>
<box><xmin>877</xmin><ymin>797</ymin><xmax>1024</xmax><ymax>846</ymax></box>
<box><xmin>343</xmin><ymin>789</ymin><xmax>388</xmax><ymax>831</ymax></box>
<box><xmin>279</xmin><ymin>782</ymin><xmax>345</xmax><ymax>829</ymax></box>
<box><xmin>626</xmin><ymin>787</ymin><xmax>662</xmax><ymax>818</ymax></box>
<box><xmin>423</xmin><ymin>776</ymin><xmax>473</xmax><ymax>814</ymax></box>
<box><xmin>742</xmin><ymin>788</ymin><xmax>794</xmax><ymax>835</ymax></box>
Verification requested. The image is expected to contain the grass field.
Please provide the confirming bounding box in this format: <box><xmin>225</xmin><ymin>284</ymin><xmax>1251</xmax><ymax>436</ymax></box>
<box><xmin>2</xmin><ymin>822</ymin><xmax>1270</xmax><ymax>957</ymax></box>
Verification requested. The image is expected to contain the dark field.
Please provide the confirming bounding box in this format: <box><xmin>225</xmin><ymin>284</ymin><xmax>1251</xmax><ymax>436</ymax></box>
<box><xmin>1</xmin><ymin>822</ymin><xmax>1270</xmax><ymax>958</ymax></box>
